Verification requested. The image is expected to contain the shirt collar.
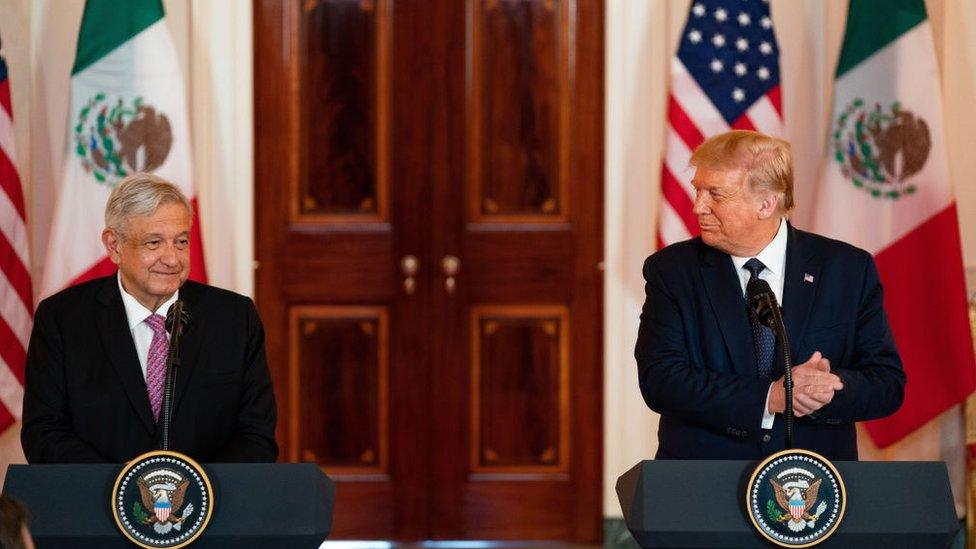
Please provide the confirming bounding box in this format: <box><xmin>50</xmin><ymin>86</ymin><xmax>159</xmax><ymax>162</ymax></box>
<box><xmin>730</xmin><ymin>217</ymin><xmax>787</xmax><ymax>274</ymax></box>
<box><xmin>117</xmin><ymin>272</ymin><xmax>180</xmax><ymax>331</ymax></box>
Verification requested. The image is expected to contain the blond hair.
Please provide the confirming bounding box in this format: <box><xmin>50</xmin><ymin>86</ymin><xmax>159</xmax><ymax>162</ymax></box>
<box><xmin>689</xmin><ymin>130</ymin><xmax>794</xmax><ymax>213</ymax></box>
<box><xmin>104</xmin><ymin>173</ymin><xmax>192</xmax><ymax>236</ymax></box>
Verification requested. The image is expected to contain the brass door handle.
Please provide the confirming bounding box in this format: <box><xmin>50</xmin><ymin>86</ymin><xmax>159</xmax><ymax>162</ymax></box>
<box><xmin>401</xmin><ymin>255</ymin><xmax>419</xmax><ymax>295</ymax></box>
<box><xmin>442</xmin><ymin>255</ymin><xmax>460</xmax><ymax>294</ymax></box>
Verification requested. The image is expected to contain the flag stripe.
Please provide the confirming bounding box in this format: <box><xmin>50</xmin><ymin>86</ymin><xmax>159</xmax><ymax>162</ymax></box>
<box><xmin>0</xmin><ymin>80</ymin><xmax>11</xmax><ymax>114</ymax></box>
<box><xmin>0</xmin><ymin>233</ymin><xmax>33</xmax><ymax>316</ymax></box>
<box><xmin>667</xmin><ymin>95</ymin><xmax>705</xmax><ymax>150</ymax></box>
<box><xmin>188</xmin><ymin>200</ymin><xmax>208</xmax><ymax>282</ymax></box>
<box><xmin>0</xmin><ymin>100</ymin><xmax>16</xmax><ymax>161</ymax></box>
<box><xmin>0</xmin><ymin>400</ymin><xmax>13</xmax><ymax>431</ymax></box>
<box><xmin>0</xmin><ymin>145</ymin><xmax>25</xmax><ymax>219</ymax></box>
<box><xmin>68</xmin><ymin>256</ymin><xmax>118</xmax><ymax>288</ymax></box>
<box><xmin>730</xmin><ymin>114</ymin><xmax>757</xmax><ymax>132</ymax></box>
<box><xmin>836</xmin><ymin>0</ymin><xmax>926</xmax><ymax>78</ymax></box>
<box><xmin>865</xmin><ymin>205</ymin><xmax>976</xmax><ymax>446</ymax></box>
<box><xmin>0</xmin><ymin>317</ymin><xmax>25</xmax><ymax>383</ymax></box>
<box><xmin>661</xmin><ymin>166</ymin><xmax>699</xmax><ymax>236</ymax></box>
<box><xmin>0</xmin><ymin>267</ymin><xmax>31</xmax><ymax>350</ymax></box>
<box><xmin>664</xmin><ymin>127</ymin><xmax>695</xmax><ymax>195</ymax></box>
<box><xmin>0</xmin><ymin>357</ymin><xmax>23</xmax><ymax>420</ymax></box>
<box><xmin>0</xmin><ymin>188</ymin><xmax>30</xmax><ymax>267</ymax></box>
<box><xmin>766</xmin><ymin>84</ymin><xmax>783</xmax><ymax>117</ymax></box>
<box><xmin>744</xmin><ymin>94</ymin><xmax>783</xmax><ymax>137</ymax></box>
<box><xmin>72</xmin><ymin>0</ymin><xmax>165</xmax><ymax>75</ymax></box>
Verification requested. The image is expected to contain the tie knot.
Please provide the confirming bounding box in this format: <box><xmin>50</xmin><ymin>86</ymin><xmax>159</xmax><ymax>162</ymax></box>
<box><xmin>145</xmin><ymin>314</ymin><xmax>167</xmax><ymax>335</ymax></box>
<box><xmin>744</xmin><ymin>258</ymin><xmax>766</xmax><ymax>280</ymax></box>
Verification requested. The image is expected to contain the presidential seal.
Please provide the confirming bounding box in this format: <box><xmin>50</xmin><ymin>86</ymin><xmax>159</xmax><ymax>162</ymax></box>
<box><xmin>745</xmin><ymin>449</ymin><xmax>846</xmax><ymax>548</ymax></box>
<box><xmin>832</xmin><ymin>98</ymin><xmax>931</xmax><ymax>200</ymax></box>
<box><xmin>74</xmin><ymin>93</ymin><xmax>173</xmax><ymax>186</ymax></box>
<box><xmin>111</xmin><ymin>450</ymin><xmax>214</xmax><ymax>548</ymax></box>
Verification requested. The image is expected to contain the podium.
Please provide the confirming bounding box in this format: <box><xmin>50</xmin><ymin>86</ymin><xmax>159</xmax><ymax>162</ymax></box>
<box><xmin>3</xmin><ymin>463</ymin><xmax>335</xmax><ymax>548</ymax></box>
<box><xmin>617</xmin><ymin>460</ymin><xmax>959</xmax><ymax>548</ymax></box>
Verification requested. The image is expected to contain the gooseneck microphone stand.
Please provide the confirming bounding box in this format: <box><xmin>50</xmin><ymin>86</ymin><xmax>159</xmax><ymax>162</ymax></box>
<box><xmin>748</xmin><ymin>280</ymin><xmax>794</xmax><ymax>449</ymax></box>
<box><xmin>161</xmin><ymin>300</ymin><xmax>187</xmax><ymax>451</ymax></box>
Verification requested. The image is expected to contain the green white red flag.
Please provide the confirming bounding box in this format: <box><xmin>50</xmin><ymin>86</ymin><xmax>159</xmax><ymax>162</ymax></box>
<box><xmin>811</xmin><ymin>0</ymin><xmax>975</xmax><ymax>446</ymax></box>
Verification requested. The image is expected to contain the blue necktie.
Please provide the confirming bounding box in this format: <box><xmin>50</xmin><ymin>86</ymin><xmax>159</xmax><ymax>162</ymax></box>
<box><xmin>744</xmin><ymin>258</ymin><xmax>775</xmax><ymax>379</ymax></box>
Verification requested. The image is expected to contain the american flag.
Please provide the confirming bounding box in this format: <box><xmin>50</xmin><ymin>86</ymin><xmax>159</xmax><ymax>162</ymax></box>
<box><xmin>657</xmin><ymin>0</ymin><xmax>784</xmax><ymax>249</ymax></box>
<box><xmin>0</xmin><ymin>34</ymin><xmax>30</xmax><ymax>431</ymax></box>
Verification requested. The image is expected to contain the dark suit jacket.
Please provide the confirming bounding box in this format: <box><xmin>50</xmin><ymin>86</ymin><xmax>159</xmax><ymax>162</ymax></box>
<box><xmin>634</xmin><ymin>224</ymin><xmax>905</xmax><ymax>460</ymax></box>
<box><xmin>22</xmin><ymin>275</ymin><xmax>278</xmax><ymax>463</ymax></box>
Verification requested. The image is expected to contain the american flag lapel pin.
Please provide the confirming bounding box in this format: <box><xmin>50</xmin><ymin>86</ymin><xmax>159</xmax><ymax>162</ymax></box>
<box><xmin>804</xmin><ymin>273</ymin><xmax>814</xmax><ymax>283</ymax></box>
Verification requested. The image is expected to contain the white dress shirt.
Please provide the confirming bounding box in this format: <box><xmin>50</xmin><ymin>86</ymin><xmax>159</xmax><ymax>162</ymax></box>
<box><xmin>117</xmin><ymin>273</ymin><xmax>178</xmax><ymax>381</ymax></box>
<box><xmin>729</xmin><ymin>217</ymin><xmax>787</xmax><ymax>429</ymax></box>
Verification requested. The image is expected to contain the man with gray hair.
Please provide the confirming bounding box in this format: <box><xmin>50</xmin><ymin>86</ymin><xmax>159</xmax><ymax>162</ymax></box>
<box><xmin>22</xmin><ymin>173</ymin><xmax>278</xmax><ymax>463</ymax></box>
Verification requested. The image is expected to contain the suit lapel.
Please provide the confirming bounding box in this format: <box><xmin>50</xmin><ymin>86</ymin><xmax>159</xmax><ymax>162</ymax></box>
<box><xmin>782</xmin><ymin>224</ymin><xmax>821</xmax><ymax>359</ymax></box>
<box><xmin>700</xmin><ymin>243</ymin><xmax>756</xmax><ymax>376</ymax></box>
<box><xmin>96</xmin><ymin>276</ymin><xmax>157</xmax><ymax>433</ymax></box>
<box><xmin>172</xmin><ymin>281</ymin><xmax>204</xmax><ymax>417</ymax></box>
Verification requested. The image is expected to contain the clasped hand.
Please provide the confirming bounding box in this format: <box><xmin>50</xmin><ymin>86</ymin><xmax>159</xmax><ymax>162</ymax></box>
<box><xmin>767</xmin><ymin>351</ymin><xmax>844</xmax><ymax>416</ymax></box>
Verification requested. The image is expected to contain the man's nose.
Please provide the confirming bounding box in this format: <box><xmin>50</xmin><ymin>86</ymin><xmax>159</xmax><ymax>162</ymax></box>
<box><xmin>693</xmin><ymin>192</ymin><xmax>709</xmax><ymax>215</ymax></box>
<box><xmin>158</xmin><ymin>243</ymin><xmax>180</xmax><ymax>265</ymax></box>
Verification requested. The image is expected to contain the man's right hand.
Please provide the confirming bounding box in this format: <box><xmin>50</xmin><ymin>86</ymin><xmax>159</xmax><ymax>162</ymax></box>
<box><xmin>767</xmin><ymin>351</ymin><xmax>844</xmax><ymax>416</ymax></box>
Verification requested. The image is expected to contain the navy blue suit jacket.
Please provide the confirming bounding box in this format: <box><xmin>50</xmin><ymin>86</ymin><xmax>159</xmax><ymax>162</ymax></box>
<box><xmin>635</xmin><ymin>224</ymin><xmax>905</xmax><ymax>460</ymax></box>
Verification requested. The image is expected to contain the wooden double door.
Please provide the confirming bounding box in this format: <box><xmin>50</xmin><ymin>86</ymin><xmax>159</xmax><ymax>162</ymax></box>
<box><xmin>254</xmin><ymin>0</ymin><xmax>603</xmax><ymax>541</ymax></box>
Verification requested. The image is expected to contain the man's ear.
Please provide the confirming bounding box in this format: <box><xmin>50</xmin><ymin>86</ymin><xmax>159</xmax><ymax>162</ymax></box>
<box><xmin>102</xmin><ymin>229</ymin><xmax>123</xmax><ymax>265</ymax></box>
<box><xmin>758</xmin><ymin>193</ymin><xmax>780</xmax><ymax>219</ymax></box>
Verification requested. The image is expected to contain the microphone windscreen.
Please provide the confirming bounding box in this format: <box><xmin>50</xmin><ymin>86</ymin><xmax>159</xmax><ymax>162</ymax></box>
<box><xmin>165</xmin><ymin>301</ymin><xmax>189</xmax><ymax>335</ymax></box>
<box><xmin>746</xmin><ymin>278</ymin><xmax>778</xmax><ymax>328</ymax></box>
<box><xmin>746</xmin><ymin>277</ymin><xmax>774</xmax><ymax>300</ymax></box>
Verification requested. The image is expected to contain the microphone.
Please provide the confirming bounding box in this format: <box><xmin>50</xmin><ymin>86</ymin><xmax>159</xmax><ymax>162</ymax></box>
<box><xmin>165</xmin><ymin>300</ymin><xmax>190</xmax><ymax>337</ymax></box>
<box><xmin>160</xmin><ymin>300</ymin><xmax>188</xmax><ymax>450</ymax></box>
<box><xmin>746</xmin><ymin>278</ymin><xmax>777</xmax><ymax>328</ymax></box>
<box><xmin>746</xmin><ymin>278</ymin><xmax>795</xmax><ymax>449</ymax></box>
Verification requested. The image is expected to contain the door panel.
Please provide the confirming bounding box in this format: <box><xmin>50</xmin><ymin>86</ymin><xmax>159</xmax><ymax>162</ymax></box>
<box><xmin>289</xmin><ymin>307</ymin><xmax>388</xmax><ymax>472</ymax></box>
<box><xmin>468</xmin><ymin>0</ymin><xmax>569</xmax><ymax>222</ymax></box>
<box><xmin>470</xmin><ymin>306</ymin><xmax>570</xmax><ymax>474</ymax></box>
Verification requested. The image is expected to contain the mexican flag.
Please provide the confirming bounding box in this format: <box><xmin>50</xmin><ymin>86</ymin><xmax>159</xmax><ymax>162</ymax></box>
<box><xmin>811</xmin><ymin>0</ymin><xmax>975</xmax><ymax>447</ymax></box>
<box><xmin>40</xmin><ymin>0</ymin><xmax>206</xmax><ymax>298</ymax></box>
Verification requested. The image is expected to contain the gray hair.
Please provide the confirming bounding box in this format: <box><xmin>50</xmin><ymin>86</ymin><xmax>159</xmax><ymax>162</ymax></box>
<box><xmin>104</xmin><ymin>173</ymin><xmax>193</xmax><ymax>236</ymax></box>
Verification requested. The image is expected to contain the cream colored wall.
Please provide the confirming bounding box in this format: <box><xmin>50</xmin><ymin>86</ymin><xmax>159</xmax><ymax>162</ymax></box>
<box><xmin>4</xmin><ymin>0</ymin><xmax>976</xmax><ymax>519</ymax></box>
<box><xmin>605</xmin><ymin>0</ymin><xmax>976</xmax><ymax>518</ymax></box>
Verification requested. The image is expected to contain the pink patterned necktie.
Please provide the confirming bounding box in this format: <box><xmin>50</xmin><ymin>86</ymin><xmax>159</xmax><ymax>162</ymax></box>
<box><xmin>144</xmin><ymin>314</ymin><xmax>169</xmax><ymax>421</ymax></box>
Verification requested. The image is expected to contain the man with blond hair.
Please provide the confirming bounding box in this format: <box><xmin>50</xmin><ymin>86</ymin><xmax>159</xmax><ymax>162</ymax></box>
<box><xmin>635</xmin><ymin>130</ymin><xmax>905</xmax><ymax>460</ymax></box>
<box><xmin>22</xmin><ymin>173</ymin><xmax>277</xmax><ymax>463</ymax></box>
